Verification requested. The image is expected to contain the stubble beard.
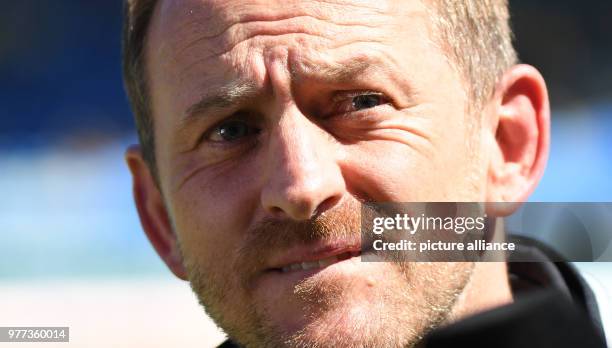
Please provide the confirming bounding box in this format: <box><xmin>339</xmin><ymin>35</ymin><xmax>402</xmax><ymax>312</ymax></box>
<box><xmin>180</xmin><ymin>199</ymin><xmax>475</xmax><ymax>348</ymax></box>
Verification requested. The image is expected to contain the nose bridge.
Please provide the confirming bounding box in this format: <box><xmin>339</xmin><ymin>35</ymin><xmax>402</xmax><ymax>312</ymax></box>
<box><xmin>273</xmin><ymin>112</ymin><xmax>321</xmax><ymax>190</ymax></box>
<box><xmin>261</xmin><ymin>105</ymin><xmax>344</xmax><ymax>220</ymax></box>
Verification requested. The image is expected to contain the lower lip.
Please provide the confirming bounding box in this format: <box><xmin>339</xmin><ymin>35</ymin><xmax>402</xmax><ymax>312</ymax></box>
<box><xmin>259</xmin><ymin>253</ymin><xmax>363</xmax><ymax>288</ymax></box>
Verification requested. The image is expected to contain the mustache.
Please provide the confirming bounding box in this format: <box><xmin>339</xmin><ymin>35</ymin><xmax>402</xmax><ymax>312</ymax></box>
<box><xmin>234</xmin><ymin>198</ymin><xmax>365</xmax><ymax>287</ymax></box>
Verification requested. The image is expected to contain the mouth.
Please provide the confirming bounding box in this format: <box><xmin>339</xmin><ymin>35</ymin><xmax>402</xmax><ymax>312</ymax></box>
<box><xmin>255</xmin><ymin>248</ymin><xmax>363</xmax><ymax>295</ymax></box>
<box><xmin>265</xmin><ymin>239</ymin><xmax>362</xmax><ymax>273</ymax></box>
<box><xmin>249</xmin><ymin>240</ymin><xmax>365</xmax><ymax>294</ymax></box>
<box><xmin>274</xmin><ymin>250</ymin><xmax>361</xmax><ymax>273</ymax></box>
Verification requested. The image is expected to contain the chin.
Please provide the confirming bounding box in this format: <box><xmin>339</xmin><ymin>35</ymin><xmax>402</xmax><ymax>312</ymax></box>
<box><xmin>260</xmin><ymin>264</ymin><xmax>419</xmax><ymax>348</ymax></box>
<box><xmin>193</xmin><ymin>260</ymin><xmax>471</xmax><ymax>348</ymax></box>
<box><xmin>279</xmin><ymin>305</ymin><xmax>412</xmax><ymax>348</ymax></box>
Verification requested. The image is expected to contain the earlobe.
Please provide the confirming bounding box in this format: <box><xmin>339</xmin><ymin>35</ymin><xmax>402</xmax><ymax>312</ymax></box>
<box><xmin>125</xmin><ymin>145</ymin><xmax>188</xmax><ymax>280</ymax></box>
<box><xmin>486</xmin><ymin>64</ymin><xmax>550</xmax><ymax>209</ymax></box>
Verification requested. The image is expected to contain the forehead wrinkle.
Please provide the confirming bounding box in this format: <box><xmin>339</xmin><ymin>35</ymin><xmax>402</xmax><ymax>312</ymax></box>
<box><xmin>175</xmin><ymin>13</ymin><xmax>384</xmax><ymax>60</ymax></box>
<box><xmin>175</xmin><ymin>27</ymin><xmax>392</xmax><ymax>85</ymax></box>
<box><xmin>198</xmin><ymin>0</ymin><xmax>393</xmax><ymax>30</ymax></box>
<box><xmin>153</xmin><ymin>0</ymin><xmax>422</xmax><ymax>70</ymax></box>
<box><xmin>173</xmin><ymin>16</ymin><xmax>389</xmax><ymax>79</ymax></box>
<box><xmin>158</xmin><ymin>0</ymin><xmax>396</xmax><ymax>69</ymax></box>
<box><xmin>288</xmin><ymin>44</ymin><xmax>396</xmax><ymax>83</ymax></box>
<box><xmin>151</xmin><ymin>0</ymin><xmax>428</xmax><ymax>115</ymax></box>
<box><xmin>177</xmin><ymin>31</ymin><xmax>329</xmax><ymax>80</ymax></box>
<box><xmin>166</xmin><ymin>0</ymin><xmax>388</xmax><ymax>46</ymax></box>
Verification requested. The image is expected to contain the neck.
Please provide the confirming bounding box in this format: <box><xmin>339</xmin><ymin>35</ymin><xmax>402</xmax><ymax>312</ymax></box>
<box><xmin>449</xmin><ymin>261</ymin><xmax>513</xmax><ymax>321</ymax></box>
<box><xmin>447</xmin><ymin>217</ymin><xmax>513</xmax><ymax>322</ymax></box>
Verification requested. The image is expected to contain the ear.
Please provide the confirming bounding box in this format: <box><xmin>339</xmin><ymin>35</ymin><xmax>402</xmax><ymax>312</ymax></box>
<box><xmin>125</xmin><ymin>145</ymin><xmax>188</xmax><ymax>280</ymax></box>
<box><xmin>485</xmin><ymin>64</ymin><xmax>550</xmax><ymax>212</ymax></box>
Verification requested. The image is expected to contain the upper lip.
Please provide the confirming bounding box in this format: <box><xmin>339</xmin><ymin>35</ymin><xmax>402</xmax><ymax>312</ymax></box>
<box><xmin>266</xmin><ymin>238</ymin><xmax>361</xmax><ymax>271</ymax></box>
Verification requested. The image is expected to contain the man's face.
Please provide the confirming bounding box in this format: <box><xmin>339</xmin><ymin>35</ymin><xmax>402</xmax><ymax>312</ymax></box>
<box><xmin>146</xmin><ymin>0</ymin><xmax>489</xmax><ymax>346</ymax></box>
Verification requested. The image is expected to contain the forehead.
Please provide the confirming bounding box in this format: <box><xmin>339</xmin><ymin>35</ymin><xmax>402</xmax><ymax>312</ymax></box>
<box><xmin>150</xmin><ymin>0</ymin><xmax>415</xmax><ymax>45</ymax></box>
<box><xmin>146</xmin><ymin>0</ymin><xmax>433</xmax><ymax>94</ymax></box>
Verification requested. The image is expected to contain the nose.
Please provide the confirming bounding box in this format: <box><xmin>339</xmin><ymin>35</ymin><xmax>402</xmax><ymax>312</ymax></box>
<box><xmin>260</xmin><ymin>106</ymin><xmax>345</xmax><ymax>220</ymax></box>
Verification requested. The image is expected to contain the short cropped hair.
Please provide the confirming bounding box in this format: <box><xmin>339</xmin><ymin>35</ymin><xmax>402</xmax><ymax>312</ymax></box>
<box><xmin>122</xmin><ymin>0</ymin><xmax>517</xmax><ymax>179</ymax></box>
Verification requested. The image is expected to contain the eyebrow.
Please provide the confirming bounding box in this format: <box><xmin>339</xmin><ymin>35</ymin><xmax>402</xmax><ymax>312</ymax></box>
<box><xmin>183</xmin><ymin>80</ymin><xmax>260</xmax><ymax>122</ymax></box>
<box><xmin>182</xmin><ymin>57</ymin><xmax>399</xmax><ymax>124</ymax></box>
<box><xmin>291</xmin><ymin>59</ymin><xmax>377</xmax><ymax>84</ymax></box>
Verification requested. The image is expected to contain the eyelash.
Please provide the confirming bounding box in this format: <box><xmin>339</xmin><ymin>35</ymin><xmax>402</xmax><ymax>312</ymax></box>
<box><xmin>197</xmin><ymin>115</ymin><xmax>259</xmax><ymax>145</ymax></box>
<box><xmin>331</xmin><ymin>90</ymin><xmax>389</xmax><ymax>115</ymax></box>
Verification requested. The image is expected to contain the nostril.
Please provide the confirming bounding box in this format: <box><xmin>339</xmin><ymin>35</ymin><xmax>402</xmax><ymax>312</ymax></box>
<box><xmin>268</xmin><ymin>206</ymin><xmax>285</xmax><ymax>217</ymax></box>
<box><xmin>312</xmin><ymin>195</ymin><xmax>342</xmax><ymax>217</ymax></box>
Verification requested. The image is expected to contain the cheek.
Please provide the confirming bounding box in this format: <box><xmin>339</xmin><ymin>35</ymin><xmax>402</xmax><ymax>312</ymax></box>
<box><xmin>167</xmin><ymin>162</ymin><xmax>260</xmax><ymax>271</ymax></box>
<box><xmin>342</xmin><ymin>132</ymin><xmax>479</xmax><ymax>202</ymax></box>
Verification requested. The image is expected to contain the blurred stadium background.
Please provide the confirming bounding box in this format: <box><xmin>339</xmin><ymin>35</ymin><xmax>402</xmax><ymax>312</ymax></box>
<box><xmin>0</xmin><ymin>1</ymin><xmax>610</xmax><ymax>347</ymax></box>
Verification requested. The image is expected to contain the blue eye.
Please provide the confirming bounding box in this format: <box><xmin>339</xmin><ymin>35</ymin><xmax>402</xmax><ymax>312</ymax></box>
<box><xmin>352</xmin><ymin>93</ymin><xmax>384</xmax><ymax>110</ymax></box>
<box><xmin>209</xmin><ymin>120</ymin><xmax>259</xmax><ymax>142</ymax></box>
<box><xmin>332</xmin><ymin>91</ymin><xmax>389</xmax><ymax>115</ymax></box>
